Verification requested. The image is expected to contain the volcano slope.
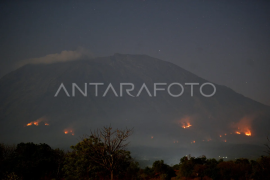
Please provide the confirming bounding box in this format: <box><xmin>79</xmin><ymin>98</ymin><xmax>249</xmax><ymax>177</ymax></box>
<box><xmin>0</xmin><ymin>53</ymin><xmax>269</xmax><ymax>163</ymax></box>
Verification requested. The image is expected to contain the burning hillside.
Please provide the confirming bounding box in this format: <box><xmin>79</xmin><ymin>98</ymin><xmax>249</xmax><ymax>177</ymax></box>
<box><xmin>25</xmin><ymin>117</ymin><xmax>49</xmax><ymax>127</ymax></box>
<box><xmin>232</xmin><ymin>116</ymin><xmax>253</xmax><ymax>137</ymax></box>
<box><xmin>64</xmin><ymin>129</ymin><xmax>74</xmax><ymax>135</ymax></box>
<box><xmin>179</xmin><ymin>116</ymin><xmax>193</xmax><ymax>129</ymax></box>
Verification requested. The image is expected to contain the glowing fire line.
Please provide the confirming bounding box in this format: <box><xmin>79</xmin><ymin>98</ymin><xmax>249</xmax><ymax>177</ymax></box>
<box><xmin>64</xmin><ymin>129</ymin><xmax>74</xmax><ymax>135</ymax></box>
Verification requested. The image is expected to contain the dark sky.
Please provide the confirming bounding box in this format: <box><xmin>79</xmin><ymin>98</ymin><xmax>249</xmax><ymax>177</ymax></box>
<box><xmin>0</xmin><ymin>0</ymin><xmax>270</xmax><ymax>105</ymax></box>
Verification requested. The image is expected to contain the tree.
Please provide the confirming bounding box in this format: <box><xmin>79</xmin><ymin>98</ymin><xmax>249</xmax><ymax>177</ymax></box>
<box><xmin>120</xmin><ymin>159</ymin><xmax>140</xmax><ymax>180</ymax></box>
<box><xmin>63</xmin><ymin>137</ymin><xmax>106</xmax><ymax>179</ymax></box>
<box><xmin>265</xmin><ymin>135</ymin><xmax>270</xmax><ymax>156</ymax></box>
<box><xmin>0</xmin><ymin>143</ymin><xmax>16</xmax><ymax>179</ymax></box>
<box><xmin>2</xmin><ymin>142</ymin><xmax>64</xmax><ymax>180</ymax></box>
<box><xmin>64</xmin><ymin>126</ymin><xmax>133</xmax><ymax>180</ymax></box>
<box><xmin>152</xmin><ymin>160</ymin><xmax>176</xmax><ymax>180</ymax></box>
<box><xmin>252</xmin><ymin>156</ymin><xmax>270</xmax><ymax>179</ymax></box>
<box><xmin>204</xmin><ymin>158</ymin><xmax>219</xmax><ymax>179</ymax></box>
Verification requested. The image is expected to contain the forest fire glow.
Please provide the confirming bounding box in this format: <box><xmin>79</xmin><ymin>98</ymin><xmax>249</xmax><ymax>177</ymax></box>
<box><xmin>179</xmin><ymin>116</ymin><xmax>193</xmax><ymax>129</ymax></box>
<box><xmin>235</xmin><ymin>130</ymin><xmax>252</xmax><ymax>136</ymax></box>
<box><xmin>245</xmin><ymin>131</ymin><xmax>251</xmax><ymax>136</ymax></box>
<box><xmin>25</xmin><ymin>117</ymin><xmax>48</xmax><ymax>127</ymax></box>
<box><xmin>64</xmin><ymin>129</ymin><xmax>74</xmax><ymax>135</ymax></box>
<box><xmin>182</xmin><ymin>122</ymin><xmax>192</xmax><ymax>129</ymax></box>
<box><xmin>26</xmin><ymin>121</ymin><xmax>40</xmax><ymax>126</ymax></box>
<box><xmin>236</xmin><ymin>128</ymin><xmax>252</xmax><ymax>136</ymax></box>
<box><xmin>232</xmin><ymin>116</ymin><xmax>253</xmax><ymax>137</ymax></box>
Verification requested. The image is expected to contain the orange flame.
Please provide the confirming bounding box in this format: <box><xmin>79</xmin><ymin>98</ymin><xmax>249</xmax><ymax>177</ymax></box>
<box><xmin>245</xmin><ymin>130</ymin><xmax>251</xmax><ymax>136</ymax></box>
<box><xmin>179</xmin><ymin>116</ymin><xmax>193</xmax><ymax>129</ymax></box>
<box><xmin>232</xmin><ymin>116</ymin><xmax>253</xmax><ymax>137</ymax></box>
<box><xmin>25</xmin><ymin>117</ymin><xmax>48</xmax><ymax>127</ymax></box>
<box><xmin>182</xmin><ymin>122</ymin><xmax>192</xmax><ymax>129</ymax></box>
<box><xmin>27</xmin><ymin>122</ymin><xmax>33</xmax><ymax>126</ymax></box>
<box><xmin>64</xmin><ymin>129</ymin><xmax>74</xmax><ymax>135</ymax></box>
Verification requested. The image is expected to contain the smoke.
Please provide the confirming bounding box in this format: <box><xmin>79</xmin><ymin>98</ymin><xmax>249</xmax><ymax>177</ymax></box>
<box><xmin>231</xmin><ymin>115</ymin><xmax>254</xmax><ymax>136</ymax></box>
<box><xmin>25</xmin><ymin>116</ymin><xmax>49</xmax><ymax>126</ymax></box>
<box><xmin>16</xmin><ymin>47</ymin><xmax>94</xmax><ymax>67</ymax></box>
<box><xmin>177</xmin><ymin>115</ymin><xmax>193</xmax><ymax>129</ymax></box>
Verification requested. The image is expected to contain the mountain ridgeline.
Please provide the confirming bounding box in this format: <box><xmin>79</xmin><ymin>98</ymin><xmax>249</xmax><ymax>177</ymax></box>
<box><xmin>0</xmin><ymin>53</ymin><xmax>269</xmax><ymax>163</ymax></box>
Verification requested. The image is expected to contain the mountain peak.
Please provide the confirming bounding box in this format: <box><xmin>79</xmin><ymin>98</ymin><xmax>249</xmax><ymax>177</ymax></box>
<box><xmin>0</xmin><ymin>54</ymin><xmax>269</xmax><ymax>161</ymax></box>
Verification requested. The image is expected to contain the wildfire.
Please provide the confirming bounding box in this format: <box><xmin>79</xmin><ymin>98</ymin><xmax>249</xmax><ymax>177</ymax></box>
<box><xmin>25</xmin><ymin>117</ymin><xmax>48</xmax><ymax>127</ymax></box>
<box><xmin>182</xmin><ymin>122</ymin><xmax>192</xmax><ymax>129</ymax></box>
<box><xmin>191</xmin><ymin>140</ymin><xmax>195</xmax><ymax>144</ymax></box>
<box><xmin>219</xmin><ymin>135</ymin><xmax>222</xmax><ymax>137</ymax></box>
<box><xmin>224</xmin><ymin>140</ymin><xmax>227</xmax><ymax>142</ymax></box>
<box><xmin>26</xmin><ymin>121</ymin><xmax>40</xmax><ymax>126</ymax></box>
<box><xmin>232</xmin><ymin>116</ymin><xmax>253</xmax><ymax>137</ymax></box>
<box><xmin>151</xmin><ymin>136</ymin><xmax>154</xmax><ymax>139</ymax></box>
<box><xmin>235</xmin><ymin>128</ymin><xmax>252</xmax><ymax>136</ymax></box>
<box><xmin>179</xmin><ymin>116</ymin><xmax>193</xmax><ymax>129</ymax></box>
<box><xmin>27</xmin><ymin>122</ymin><xmax>33</xmax><ymax>126</ymax></box>
<box><xmin>245</xmin><ymin>130</ymin><xmax>251</xmax><ymax>136</ymax></box>
<box><xmin>64</xmin><ymin>129</ymin><xmax>74</xmax><ymax>135</ymax></box>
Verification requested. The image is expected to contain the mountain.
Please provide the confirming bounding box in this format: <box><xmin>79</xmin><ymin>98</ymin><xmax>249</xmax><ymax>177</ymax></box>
<box><xmin>0</xmin><ymin>53</ymin><xmax>269</xmax><ymax>164</ymax></box>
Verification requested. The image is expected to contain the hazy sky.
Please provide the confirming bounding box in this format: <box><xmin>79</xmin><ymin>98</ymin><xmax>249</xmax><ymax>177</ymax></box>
<box><xmin>0</xmin><ymin>0</ymin><xmax>270</xmax><ymax>105</ymax></box>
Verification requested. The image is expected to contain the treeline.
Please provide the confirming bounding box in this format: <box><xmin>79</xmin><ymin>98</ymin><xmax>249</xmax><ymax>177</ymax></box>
<box><xmin>0</xmin><ymin>126</ymin><xmax>270</xmax><ymax>180</ymax></box>
<box><xmin>0</xmin><ymin>141</ymin><xmax>139</xmax><ymax>180</ymax></box>
<box><xmin>173</xmin><ymin>155</ymin><xmax>270</xmax><ymax>180</ymax></box>
<box><xmin>1</xmin><ymin>142</ymin><xmax>270</xmax><ymax>180</ymax></box>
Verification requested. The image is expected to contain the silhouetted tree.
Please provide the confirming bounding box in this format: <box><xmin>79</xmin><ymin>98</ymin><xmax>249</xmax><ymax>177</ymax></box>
<box><xmin>63</xmin><ymin>136</ymin><xmax>106</xmax><ymax>179</ymax></box>
<box><xmin>265</xmin><ymin>135</ymin><xmax>270</xmax><ymax>156</ymax></box>
<box><xmin>64</xmin><ymin>126</ymin><xmax>133</xmax><ymax>180</ymax></box>
<box><xmin>254</xmin><ymin>156</ymin><xmax>270</xmax><ymax>179</ymax></box>
<box><xmin>2</xmin><ymin>142</ymin><xmax>64</xmax><ymax>180</ymax></box>
<box><xmin>120</xmin><ymin>159</ymin><xmax>140</xmax><ymax>180</ymax></box>
<box><xmin>0</xmin><ymin>143</ymin><xmax>16</xmax><ymax>179</ymax></box>
<box><xmin>152</xmin><ymin>160</ymin><xmax>176</xmax><ymax>180</ymax></box>
<box><xmin>204</xmin><ymin>158</ymin><xmax>220</xmax><ymax>179</ymax></box>
<box><xmin>178</xmin><ymin>156</ymin><xmax>194</xmax><ymax>178</ymax></box>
